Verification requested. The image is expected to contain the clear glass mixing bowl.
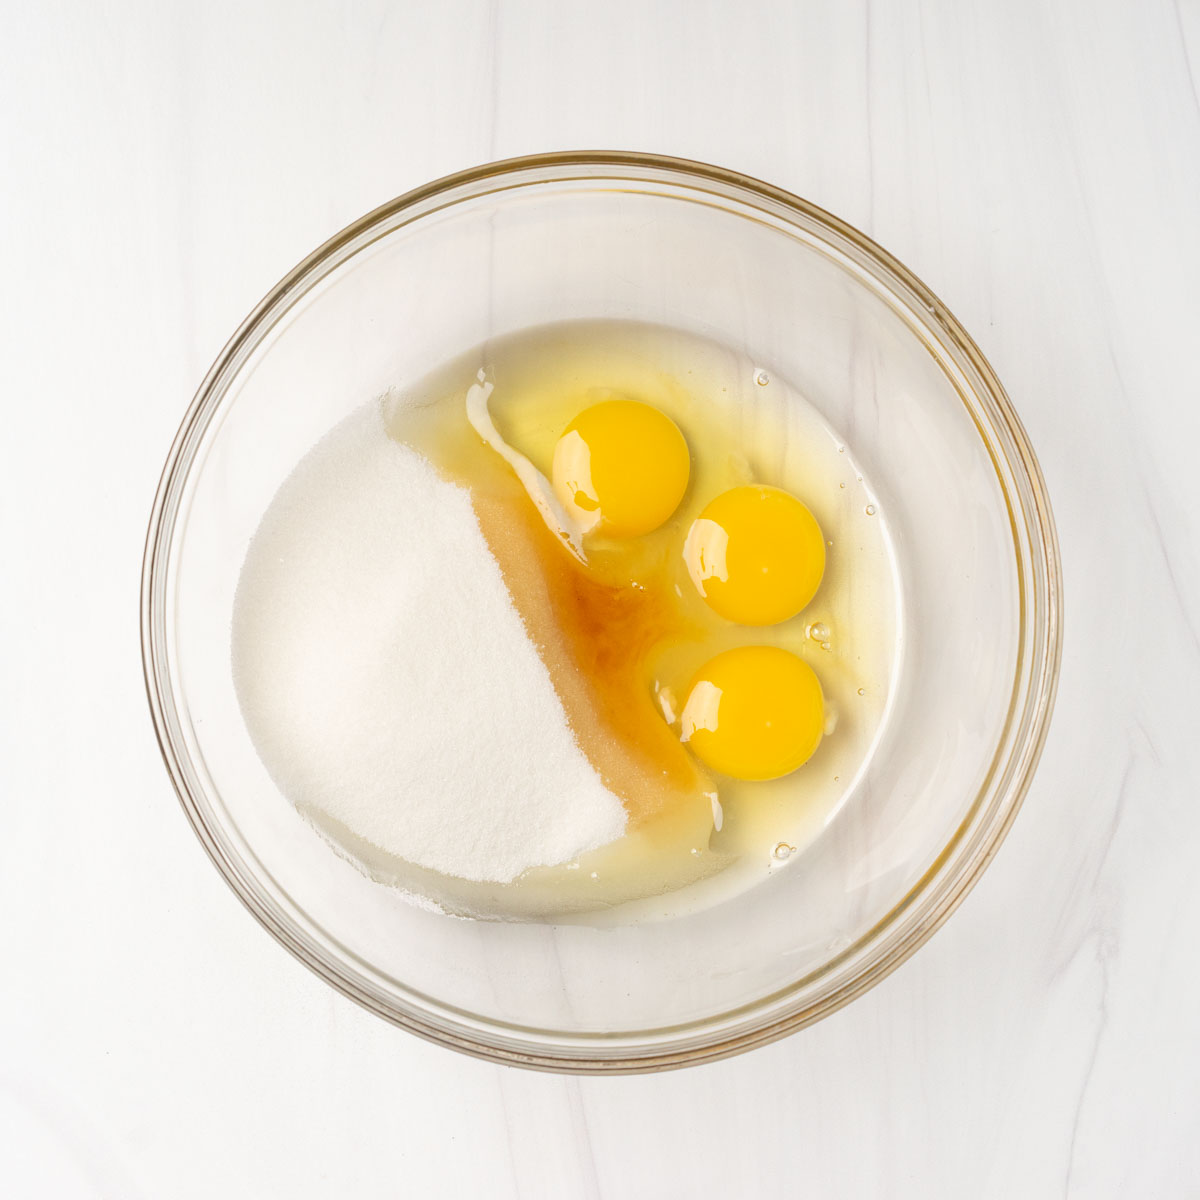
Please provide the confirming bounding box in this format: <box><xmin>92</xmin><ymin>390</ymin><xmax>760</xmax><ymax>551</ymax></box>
<box><xmin>142</xmin><ymin>153</ymin><xmax>1061</xmax><ymax>1072</ymax></box>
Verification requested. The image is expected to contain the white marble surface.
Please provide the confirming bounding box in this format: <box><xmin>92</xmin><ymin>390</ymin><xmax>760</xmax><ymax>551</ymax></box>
<box><xmin>3</xmin><ymin>0</ymin><xmax>1199</xmax><ymax>1195</ymax></box>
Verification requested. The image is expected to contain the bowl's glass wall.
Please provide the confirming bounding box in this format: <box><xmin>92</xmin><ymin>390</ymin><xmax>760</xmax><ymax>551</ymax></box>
<box><xmin>151</xmin><ymin>160</ymin><xmax>1053</xmax><ymax>1066</ymax></box>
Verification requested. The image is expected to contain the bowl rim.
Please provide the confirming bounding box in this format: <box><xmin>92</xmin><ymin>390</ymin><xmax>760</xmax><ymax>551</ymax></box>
<box><xmin>142</xmin><ymin>150</ymin><xmax>1063</xmax><ymax>1073</ymax></box>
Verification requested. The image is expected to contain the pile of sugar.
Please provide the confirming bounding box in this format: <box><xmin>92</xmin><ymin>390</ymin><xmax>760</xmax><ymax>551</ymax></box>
<box><xmin>231</xmin><ymin>403</ymin><xmax>628</xmax><ymax>883</ymax></box>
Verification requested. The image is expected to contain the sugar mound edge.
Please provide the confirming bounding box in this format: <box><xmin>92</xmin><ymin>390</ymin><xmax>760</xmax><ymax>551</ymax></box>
<box><xmin>231</xmin><ymin>403</ymin><xmax>629</xmax><ymax>884</ymax></box>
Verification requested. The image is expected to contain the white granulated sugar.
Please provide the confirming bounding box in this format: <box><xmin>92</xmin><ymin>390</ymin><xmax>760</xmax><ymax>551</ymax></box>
<box><xmin>232</xmin><ymin>403</ymin><xmax>627</xmax><ymax>883</ymax></box>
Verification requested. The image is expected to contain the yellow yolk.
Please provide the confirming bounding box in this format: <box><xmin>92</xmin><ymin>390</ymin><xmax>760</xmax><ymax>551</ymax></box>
<box><xmin>551</xmin><ymin>399</ymin><xmax>690</xmax><ymax>538</ymax></box>
<box><xmin>683</xmin><ymin>485</ymin><xmax>825</xmax><ymax>625</ymax></box>
<box><xmin>680</xmin><ymin>646</ymin><xmax>824</xmax><ymax>781</ymax></box>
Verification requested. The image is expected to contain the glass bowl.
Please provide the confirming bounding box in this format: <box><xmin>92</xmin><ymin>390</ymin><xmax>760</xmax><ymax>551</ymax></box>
<box><xmin>142</xmin><ymin>152</ymin><xmax>1061</xmax><ymax>1072</ymax></box>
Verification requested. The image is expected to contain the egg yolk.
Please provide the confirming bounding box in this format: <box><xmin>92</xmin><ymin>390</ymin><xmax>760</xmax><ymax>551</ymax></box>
<box><xmin>679</xmin><ymin>645</ymin><xmax>824</xmax><ymax>781</ymax></box>
<box><xmin>551</xmin><ymin>399</ymin><xmax>690</xmax><ymax>538</ymax></box>
<box><xmin>683</xmin><ymin>484</ymin><xmax>824</xmax><ymax>625</ymax></box>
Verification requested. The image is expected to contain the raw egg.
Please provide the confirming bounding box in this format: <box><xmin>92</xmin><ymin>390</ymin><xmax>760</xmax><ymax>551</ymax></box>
<box><xmin>683</xmin><ymin>485</ymin><xmax>824</xmax><ymax>625</ymax></box>
<box><xmin>679</xmin><ymin>645</ymin><xmax>824</xmax><ymax>781</ymax></box>
<box><xmin>552</xmin><ymin>398</ymin><xmax>690</xmax><ymax>538</ymax></box>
